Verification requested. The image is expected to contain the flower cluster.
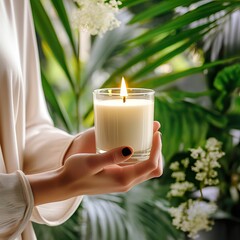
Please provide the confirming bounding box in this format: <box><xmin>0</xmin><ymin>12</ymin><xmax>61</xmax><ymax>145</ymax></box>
<box><xmin>168</xmin><ymin>158</ymin><xmax>194</xmax><ymax>197</ymax></box>
<box><xmin>168</xmin><ymin>138</ymin><xmax>225</xmax><ymax>239</ymax></box>
<box><xmin>169</xmin><ymin>199</ymin><xmax>217</xmax><ymax>239</ymax></box>
<box><xmin>191</xmin><ymin>138</ymin><xmax>224</xmax><ymax>186</ymax></box>
<box><xmin>72</xmin><ymin>0</ymin><xmax>122</xmax><ymax>36</ymax></box>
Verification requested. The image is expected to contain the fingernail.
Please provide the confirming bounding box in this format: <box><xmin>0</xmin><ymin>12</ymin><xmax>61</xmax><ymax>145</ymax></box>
<box><xmin>122</xmin><ymin>147</ymin><xmax>132</xmax><ymax>157</ymax></box>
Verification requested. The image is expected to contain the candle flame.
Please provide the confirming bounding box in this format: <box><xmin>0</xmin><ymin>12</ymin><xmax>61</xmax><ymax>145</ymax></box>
<box><xmin>120</xmin><ymin>77</ymin><xmax>128</xmax><ymax>103</ymax></box>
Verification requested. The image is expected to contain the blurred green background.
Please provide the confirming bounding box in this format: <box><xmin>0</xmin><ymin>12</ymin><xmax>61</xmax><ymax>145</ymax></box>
<box><xmin>30</xmin><ymin>0</ymin><xmax>240</xmax><ymax>239</ymax></box>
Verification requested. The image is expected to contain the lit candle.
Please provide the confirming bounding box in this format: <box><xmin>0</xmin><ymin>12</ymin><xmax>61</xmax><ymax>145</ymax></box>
<box><xmin>93</xmin><ymin>78</ymin><xmax>154</xmax><ymax>164</ymax></box>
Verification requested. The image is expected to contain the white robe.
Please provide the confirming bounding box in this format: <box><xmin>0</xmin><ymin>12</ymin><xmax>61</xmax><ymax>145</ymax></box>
<box><xmin>0</xmin><ymin>0</ymin><xmax>82</xmax><ymax>239</ymax></box>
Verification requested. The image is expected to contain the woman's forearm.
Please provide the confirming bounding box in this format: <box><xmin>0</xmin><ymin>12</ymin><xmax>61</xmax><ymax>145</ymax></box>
<box><xmin>26</xmin><ymin>167</ymin><xmax>66</xmax><ymax>206</ymax></box>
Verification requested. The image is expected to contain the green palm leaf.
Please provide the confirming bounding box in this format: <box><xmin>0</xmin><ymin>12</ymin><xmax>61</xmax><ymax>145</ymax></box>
<box><xmin>132</xmin><ymin>57</ymin><xmax>240</xmax><ymax>89</ymax></box>
<box><xmin>154</xmin><ymin>97</ymin><xmax>226</xmax><ymax>161</ymax></box>
<box><xmin>82</xmin><ymin>21</ymin><xmax>137</xmax><ymax>88</ymax></box>
<box><xmin>128</xmin><ymin>0</ymin><xmax>200</xmax><ymax>24</ymax></box>
<box><xmin>50</xmin><ymin>0</ymin><xmax>77</xmax><ymax>57</ymax></box>
<box><xmin>30</xmin><ymin>0</ymin><xmax>75</xmax><ymax>90</ymax></box>
<box><xmin>127</xmin><ymin>1</ymin><xmax>238</xmax><ymax>46</ymax></box>
<box><xmin>121</xmin><ymin>0</ymin><xmax>146</xmax><ymax>8</ymax></box>
<box><xmin>213</xmin><ymin>63</ymin><xmax>240</xmax><ymax>112</ymax></box>
<box><xmin>79</xmin><ymin>187</ymin><xmax>182</xmax><ymax>240</ymax></box>
<box><xmin>41</xmin><ymin>71</ymin><xmax>73</xmax><ymax>132</ymax></box>
<box><xmin>79</xmin><ymin>195</ymin><xmax>127</xmax><ymax>240</ymax></box>
<box><xmin>124</xmin><ymin>184</ymin><xmax>182</xmax><ymax>240</ymax></box>
<box><xmin>101</xmin><ymin>1</ymin><xmax>239</xmax><ymax>89</ymax></box>
<box><xmin>102</xmin><ymin>23</ymin><xmax>210</xmax><ymax>86</ymax></box>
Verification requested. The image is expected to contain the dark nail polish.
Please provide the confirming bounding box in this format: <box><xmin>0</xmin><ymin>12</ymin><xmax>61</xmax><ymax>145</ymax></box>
<box><xmin>122</xmin><ymin>147</ymin><xmax>132</xmax><ymax>157</ymax></box>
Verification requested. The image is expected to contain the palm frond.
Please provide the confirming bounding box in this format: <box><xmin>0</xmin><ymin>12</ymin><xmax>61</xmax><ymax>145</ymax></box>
<box><xmin>79</xmin><ymin>195</ymin><xmax>128</xmax><ymax>240</ymax></box>
<box><xmin>213</xmin><ymin>63</ymin><xmax>240</xmax><ymax>112</ymax></box>
<box><xmin>154</xmin><ymin>95</ymin><xmax>227</xmax><ymax>160</ymax></box>
<box><xmin>41</xmin><ymin>70</ymin><xmax>73</xmax><ymax>132</ymax></box>
<box><xmin>50</xmin><ymin>0</ymin><xmax>77</xmax><ymax>57</ymax></box>
<box><xmin>30</xmin><ymin>0</ymin><xmax>75</xmax><ymax>90</ymax></box>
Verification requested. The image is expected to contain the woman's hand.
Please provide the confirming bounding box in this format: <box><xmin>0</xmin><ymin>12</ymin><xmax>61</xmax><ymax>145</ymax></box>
<box><xmin>61</xmin><ymin>130</ymin><xmax>162</xmax><ymax>198</ymax></box>
<box><xmin>27</xmin><ymin>122</ymin><xmax>162</xmax><ymax>205</ymax></box>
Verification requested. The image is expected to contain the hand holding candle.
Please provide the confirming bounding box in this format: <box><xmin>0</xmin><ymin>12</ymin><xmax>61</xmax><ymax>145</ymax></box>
<box><xmin>93</xmin><ymin>78</ymin><xmax>155</xmax><ymax>164</ymax></box>
<box><xmin>30</xmin><ymin>125</ymin><xmax>162</xmax><ymax>205</ymax></box>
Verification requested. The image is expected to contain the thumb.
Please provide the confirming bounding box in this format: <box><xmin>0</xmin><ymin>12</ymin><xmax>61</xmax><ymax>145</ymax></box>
<box><xmin>91</xmin><ymin>146</ymin><xmax>133</xmax><ymax>171</ymax></box>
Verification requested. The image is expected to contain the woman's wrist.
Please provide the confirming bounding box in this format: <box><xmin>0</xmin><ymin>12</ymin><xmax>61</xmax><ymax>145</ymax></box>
<box><xmin>26</xmin><ymin>167</ymin><xmax>66</xmax><ymax>206</ymax></box>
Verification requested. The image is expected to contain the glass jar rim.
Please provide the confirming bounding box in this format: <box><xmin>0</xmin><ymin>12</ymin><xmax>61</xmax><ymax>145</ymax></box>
<box><xmin>93</xmin><ymin>88</ymin><xmax>155</xmax><ymax>96</ymax></box>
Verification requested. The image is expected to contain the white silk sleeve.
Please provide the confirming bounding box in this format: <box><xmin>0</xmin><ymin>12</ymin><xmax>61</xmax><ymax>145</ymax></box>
<box><xmin>0</xmin><ymin>171</ymin><xmax>34</xmax><ymax>240</ymax></box>
<box><xmin>22</xmin><ymin>0</ymin><xmax>82</xmax><ymax>225</ymax></box>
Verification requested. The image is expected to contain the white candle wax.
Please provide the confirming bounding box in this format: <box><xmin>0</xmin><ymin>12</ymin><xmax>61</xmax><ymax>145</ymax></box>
<box><xmin>94</xmin><ymin>98</ymin><xmax>154</xmax><ymax>155</ymax></box>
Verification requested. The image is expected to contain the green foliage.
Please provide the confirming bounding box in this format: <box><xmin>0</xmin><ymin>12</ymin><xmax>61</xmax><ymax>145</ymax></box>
<box><xmin>154</xmin><ymin>97</ymin><xmax>225</xmax><ymax>160</ymax></box>
<box><xmin>132</xmin><ymin>57</ymin><xmax>240</xmax><ymax>89</ymax></box>
<box><xmin>33</xmin><ymin>215</ymin><xmax>79</xmax><ymax>240</ymax></box>
<box><xmin>79</xmin><ymin>195</ymin><xmax>127</xmax><ymax>240</ymax></box>
<box><xmin>41</xmin><ymin>70</ymin><xmax>73</xmax><ymax>132</ymax></box>
<box><xmin>30</xmin><ymin>0</ymin><xmax>240</xmax><ymax>239</ymax></box>
<box><xmin>49</xmin><ymin>0</ymin><xmax>77</xmax><ymax>56</ymax></box>
<box><xmin>31</xmin><ymin>0</ymin><xmax>240</xmax><ymax>131</ymax></box>
<box><xmin>214</xmin><ymin>64</ymin><xmax>240</xmax><ymax>112</ymax></box>
<box><xmin>78</xmin><ymin>185</ymin><xmax>182</xmax><ymax>240</ymax></box>
<box><xmin>30</xmin><ymin>0</ymin><xmax>75</xmax><ymax>90</ymax></box>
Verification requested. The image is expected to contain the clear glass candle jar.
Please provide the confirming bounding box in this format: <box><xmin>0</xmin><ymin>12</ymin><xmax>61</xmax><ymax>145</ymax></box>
<box><xmin>93</xmin><ymin>88</ymin><xmax>155</xmax><ymax>164</ymax></box>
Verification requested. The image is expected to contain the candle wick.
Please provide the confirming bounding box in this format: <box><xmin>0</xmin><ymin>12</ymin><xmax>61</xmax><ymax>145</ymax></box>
<box><xmin>123</xmin><ymin>96</ymin><xmax>126</xmax><ymax>103</ymax></box>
